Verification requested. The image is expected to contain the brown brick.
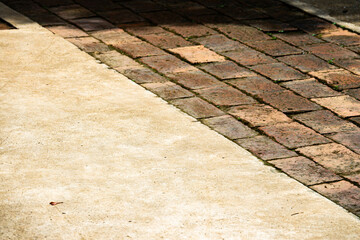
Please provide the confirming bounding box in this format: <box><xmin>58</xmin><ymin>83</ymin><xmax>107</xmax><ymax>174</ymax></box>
<box><xmin>202</xmin><ymin>115</ymin><xmax>257</xmax><ymax>139</ymax></box>
<box><xmin>270</xmin><ymin>156</ymin><xmax>341</xmax><ymax>185</ymax></box>
<box><xmin>335</xmin><ymin>59</ymin><xmax>360</xmax><ymax>75</ymax></box>
<box><xmin>30</xmin><ymin>13</ymin><xmax>65</xmax><ymax>26</ymax></box>
<box><xmin>228</xmin><ymin>104</ymin><xmax>292</xmax><ymax>127</ymax></box>
<box><xmin>170</xmin><ymin>97</ymin><xmax>224</xmax><ymax>118</ymax></box>
<box><xmin>195</xmin><ymin>85</ymin><xmax>257</xmax><ymax>106</ymax></box>
<box><xmin>67</xmin><ymin>37</ymin><xmax>110</xmax><ymax>53</ymax></box>
<box><xmin>297</xmin><ymin>143</ymin><xmax>360</xmax><ymax>175</ymax></box>
<box><xmin>141</xmin><ymin>32</ymin><xmax>194</xmax><ymax>49</ymax></box>
<box><xmin>291</xmin><ymin>18</ymin><xmax>338</xmax><ymax>34</ymax></box>
<box><xmin>226</xmin><ymin>76</ymin><xmax>284</xmax><ymax>96</ymax></box>
<box><xmin>344</xmin><ymin>88</ymin><xmax>360</xmax><ymax>101</ymax></box>
<box><xmin>321</xmin><ymin>29</ymin><xmax>360</xmax><ymax>46</ymax></box>
<box><xmin>141</xmin><ymin>11</ymin><xmax>187</xmax><ymax>25</ymax></box>
<box><xmin>49</xmin><ymin>4</ymin><xmax>95</xmax><ymax>20</ymax></box>
<box><xmin>301</xmin><ymin>43</ymin><xmax>359</xmax><ymax>60</ymax></box>
<box><xmin>273</xmin><ymin>32</ymin><xmax>324</xmax><ymax>46</ymax></box>
<box><xmin>140</xmin><ymin>54</ymin><xmax>196</xmax><ymax>74</ymax></box>
<box><xmin>122</xmin><ymin>68</ymin><xmax>168</xmax><ymax>84</ymax></box>
<box><xmin>125</xmin><ymin>25</ymin><xmax>165</xmax><ymax>36</ymax></box>
<box><xmin>311</xmin><ymin>181</ymin><xmax>360</xmax><ymax>212</ymax></box>
<box><xmin>192</xmin><ymin>34</ymin><xmax>242</xmax><ymax>52</ymax></box>
<box><xmin>219</xmin><ymin>6</ymin><xmax>268</xmax><ymax>21</ymax></box>
<box><xmin>94</xmin><ymin>50</ymin><xmax>142</xmax><ymax>71</ymax></box>
<box><xmin>91</xmin><ymin>28</ymin><xmax>137</xmax><ymax>45</ymax></box>
<box><xmin>76</xmin><ymin>0</ymin><xmax>121</xmax><ymax>12</ymax></box>
<box><xmin>121</xmin><ymin>0</ymin><xmax>165</xmax><ymax>13</ymax></box>
<box><xmin>260</xmin><ymin>122</ymin><xmax>331</xmax><ymax>149</ymax></box>
<box><xmin>112</xmin><ymin>41</ymin><xmax>166</xmax><ymax>58</ymax></box>
<box><xmin>236</xmin><ymin>136</ymin><xmax>297</xmax><ymax>160</ymax></box>
<box><xmin>199</xmin><ymin>61</ymin><xmax>256</xmax><ymax>79</ymax></box>
<box><xmin>293</xmin><ymin>110</ymin><xmax>358</xmax><ymax>134</ymax></box>
<box><xmin>169</xmin><ymin>45</ymin><xmax>225</xmax><ymax>64</ymax></box>
<box><xmin>142</xmin><ymin>82</ymin><xmax>193</xmax><ymax>100</ymax></box>
<box><xmin>351</xmin><ymin>116</ymin><xmax>360</xmax><ymax>126</ymax></box>
<box><xmin>245</xmin><ymin>19</ymin><xmax>297</xmax><ymax>32</ymax></box>
<box><xmin>70</xmin><ymin>17</ymin><xmax>115</xmax><ymax>32</ymax></box>
<box><xmin>329</xmin><ymin>130</ymin><xmax>360</xmax><ymax>154</ymax></box>
<box><xmin>345</xmin><ymin>173</ymin><xmax>360</xmax><ymax>185</ymax></box>
<box><xmin>47</xmin><ymin>24</ymin><xmax>88</xmax><ymax>38</ymax></box>
<box><xmin>252</xmin><ymin>63</ymin><xmax>306</xmax><ymax>81</ymax></box>
<box><xmin>247</xmin><ymin>40</ymin><xmax>303</xmax><ymax>56</ymax></box>
<box><xmin>168</xmin><ymin>70</ymin><xmax>225</xmax><ymax>90</ymax></box>
<box><xmin>217</xmin><ymin>24</ymin><xmax>271</xmax><ymax>43</ymax></box>
<box><xmin>99</xmin><ymin>9</ymin><xmax>144</xmax><ymax>24</ymax></box>
<box><xmin>277</xmin><ymin>54</ymin><xmax>336</xmax><ymax>73</ymax></box>
<box><xmin>310</xmin><ymin>69</ymin><xmax>360</xmax><ymax>90</ymax></box>
<box><xmin>190</xmin><ymin>14</ymin><xmax>233</xmax><ymax>29</ymax></box>
<box><xmin>166</xmin><ymin>23</ymin><xmax>216</xmax><ymax>37</ymax></box>
<box><xmin>312</xmin><ymin>95</ymin><xmax>360</xmax><ymax>117</ymax></box>
<box><xmin>222</xmin><ymin>48</ymin><xmax>276</xmax><ymax>66</ymax></box>
<box><xmin>281</xmin><ymin>79</ymin><xmax>341</xmax><ymax>98</ymax></box>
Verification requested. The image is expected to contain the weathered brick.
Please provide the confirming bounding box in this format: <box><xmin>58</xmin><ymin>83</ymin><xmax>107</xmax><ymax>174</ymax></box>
<box><xmin>252</xmin><ymin>63</ymin><xmax>306</xmax><ymax>81</ymax></box>
<box><xmin>49</xmin><ymin>4</ymin><xmax>95</xmax><ymax>20</ymax></box>
<box><xmin>270</xmin><ymin>156</ymin><xmax>341</xmax><ymax>185</ymax></box>
<box><xmin>140</xmin><ymin>32</ymin><xmax>194</xmax><ymax>49</ymax></box>
<box><xmin>236</xmin><ymin>135</ymin><xmax>297</xmax><ymax>160</ymax></box>
<box><xmin>281</xmin><ymin>79</ymin><xmax>341</xmax><ymax>98</ymax></box>
<box><xmin>217</xmin><ymin>24</ymin><xmax>271</xmax><ymax>43</ymax></box>
<box><xmin>222</xmin><ymin>48</ymin><xmax>276</xmax><ymax>66</ymax></box>
<box><xmin>291</xmin><ymin>17</ymin><xmax>338</xmax><ymax>34</ymax></box>
<box><xmin>99</xmin><ymin>9</ymin><xmax>145</xmax><ymax>24</ymax></box>
<box><xmin>47</xmin><ymin>24</ymin><xmax>88</xmax><ymax>38</ymax></box>
<box><xmin>335</xmin><ymin>59</ymin><xmax>360</xmax><ymax>75</ymax></box>
<box><xmin>265</xmin><ymin>5</ymin><xmax>310</xmax><ymax>22</ymax></box>
<box><xmin>202</xmin><ymin>115</ymin><xmax>257</xmax><ymax>139</ymax></box>
<box><xmin>170</xmin><ymin>97</ymin><xmax>224</xmax><ymax>118</ymax></box>
<box><xmin>195</xmin><ymin>85</ymin><xmax>257</xmax><ymax>106</ymax></box>
<box><xmin>321</xmin><ymin>29</ymin><xmax>360</xmax><ymax>46</ymax></box>
<box><xmin>247</xmin><ymin>40</ymin><xmax>303</xmax><ymax>56</ymax></box>
<box><xmin>244</xmin><ymin>19</ymin><xmax>297</xmax><ymax>32</ymax></box>
<box><xmin>311</xmin><ymin>181</ymin><xmax>360</xmax><ymax>212</ymax></box>
<box><xmin>112</xmin><ymin>41</ymin><xmax>166</xmax><ymax>58</ymax></box>
<box><xmin>94</xmin><ymin>50</ymin><xmax>142</xmax><ymax>71</ymax></box>
<box><xmin>166</xmin><ymin>23</ymin><xmax>217</xmax><ymax>37</ymax></box>
<box><xmin>329</xmin><ymin>130</ymin><xmax>360</xmax><ymax>154</ymax></box>
<box><xmin>199</xmin><ymin>61</ymin><xmax>256</xmax><ymax>79</ymax></box>
<box><xmin>140</xmin><ymin>54</ymin><xmax>196</xmax><ymax>74</ymax></box>
<box><xmin>344</xmin><ymin>88</ymin><xmax>360</xmax><ymax>101</ymax></box>
<box><xmin>142</xmin><ymin>82</ymin><xmax>193</xmax><ymax>100</ymax></box>
<box><xmin>70</xmin><ymin>17</ymin><xmax>115</xmax><ymax>32</ymax></box>
<box><xmin>125</xmin><ymin>25</ymin><xmax>165</xmax><ymax>36</ymax></box>
<box><xmin>91</xmin><ymin>28</ymin><xmax>137</xmax><ymax>45</ymax></box>
<box><xmin>141</xmin><ymin>11</ymin><xmax>187</xmax><ymax>25</ymax></box>
<box><xmin>169</xmin><ymin>45</ymin><xmax>225</xmax><ymax>64</ymax></box>
<box><xmin>190</xmin><ymin>14</ymin><xmax>233</xmax><ymax>29</ymax></box>
<box><xmin>346</xmin><ymin>173</ymin><xmax>360</xmax><ymax>185</ymax></box>
<box><xmin>309</xmin><ymin>69</ymin><xmax>360</xmax><ymax>90</ymax></box>
<box><xmin>301</xmin><ymin>43</ymin><xmax>359</xmax><ymax>60</ymax></box>
<box><xmin>228</xmin><ymin>104</ymin><xmax>292</xmax><ymax>127</ymax></box>
<box><xmin>273</xmin><ymin>32</ymin><xmax>324</xmax><ymax>46</ymax></box>
<box><xmin>293</xmin><ymin>110</ymin><xmax>358</xmax><ymax>134</ymax></box>
<box><xmin>121</xmin><ymin>0</ymin><xmax>165</xmax><ymax>13</ymax></box>
<box><xmin>76</xmin><ymin>0</ymin><xmax>121</xmax><ymax>12</ymax></box>
<box><xmin>122</xmin><ymin>67</ymin><xmax>168</xmax><ymax>84</ymax></box>
<box><xmin>226</xmin><ymin>76</ymin><xmax>284</xmax><ymax>96</ymax></box>
<box><xmin>67</xmin><ymin>37</ymin><xmax>110</xmax><ymax>53</ymax></box>
<box><xmin>219</xmin><ymin>6</ymin><xmax>268</xmax><ymax>21</ymax></box>
<box><xmin>260</xmin><ymin>122</ymin><xmax>331</xmax><ymax>149</ymax></box>
<box><xmin>312</xmin><ymin>95</ymin><xmax>360</xmax><ymax>117</ymax></box>
<box><xmin>297</xmin><ymin>143</ymin><xmax>360</xmax><ymax>175</ymax></box>
<box><xmin>168</xmin><ymin>70</ymin><xmax>225</xmax><ymax>90</ymax></box>
<box><xmin>192</xmin><ymin>34</ymin><xmax>242</xmax><ymax>52</ymax></box>
<box><xmin>30</xmin><ymin>13</ymin><xmax>65</xmax><ymax>26</ymax></box>
<box><xmin>277</xmin><ymin>54</ymin><xmax>336</xmax><ymax>73</ymax></box>
<box><xmin>351</xmin><ymin>116</ymin><xmax>360</xmax><ymax>126</ymax></box>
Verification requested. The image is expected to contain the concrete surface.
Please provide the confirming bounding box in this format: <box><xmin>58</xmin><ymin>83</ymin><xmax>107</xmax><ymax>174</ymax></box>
<box><xmin>1</xmin><ymin>3</ymin><xmax>360</xmax><ymax>239</ymax></box>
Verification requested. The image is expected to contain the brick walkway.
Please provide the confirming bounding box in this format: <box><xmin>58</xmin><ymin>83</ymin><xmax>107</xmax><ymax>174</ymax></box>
<box><xmin>3</xmin><ymin>0</ymin><xmax>360</xmax><ymax>217</ymax></box>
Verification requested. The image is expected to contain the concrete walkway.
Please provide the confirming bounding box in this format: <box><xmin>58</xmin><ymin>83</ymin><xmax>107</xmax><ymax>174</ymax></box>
<box><xmin>0</xmin><ymin>3</ymin><xmax>360</xmax><ymax>239</ymax></box>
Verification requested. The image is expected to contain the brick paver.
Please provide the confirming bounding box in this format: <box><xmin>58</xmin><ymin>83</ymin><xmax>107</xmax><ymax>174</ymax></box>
<box><xmin>10</xmin><ymin>0</ymin><xmax>360</xmax><ymax>216</ymax></box>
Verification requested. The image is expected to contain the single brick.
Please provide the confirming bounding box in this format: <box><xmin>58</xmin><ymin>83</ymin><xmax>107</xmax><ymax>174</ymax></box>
<box><xmin>192</xmin><ymin>34</ymin><xmax>242</xmax><ymax>52</ymax></box>
<box><xmin>142</xmin><ymin>82</ymin><xmax>194</xmax><ymax>100</ymax></box>
<box><xmin>199</xmin><ymin>61</ymin><xmax>256</xmax><ymax>79</ymax></box>
<box><xmin>273</xmin><ymin>32</ymin><xmax>324</xmax><ymax>46</ymax></box>
<box><xmin>226</xmin><ymin>76</ymin><xmax>284</xmax><ymax>96</ymax></box>
<box><xmin>335</xmin><ymin>59</ymin><xmax>360</xmax><ymax>75</ymax></box>
<box><xmin>311</xmin><ymin>181</ymin><xmax>360</xmax><ymax>212</ymax></box>
<box><xmin>30</xmin><ymin>13</ymin><xmax>65</xmax><ymax>26</ymax></box>
<box><xmin>99</xmin><ymin>9</ymin><xmax>145</xmax><ymax>24</ymax></box>
<box><xmin>168</xmin><ymin>70</ymin><xmax>226</xmax><ymax>90</ymax></box>
<box><xmin>321</xmin><ymin>29</ymin><xmax>360</xmax><ymax>46</ymax></box>
<box><xmin>291</xmin><ymin>18</ymin><xmax>338</xmax><ymax>34</ymax></box>
<box><xmin>166</xmin><ymin>23</ymin><xmax>217</xmax><ymax>37</ymax></box>
<box><xmin>125</xmin><ymin>25</ymin><xmax>165</xmax><ymax>36</ymax></box>
<box><xmin>277</xmin><ymin>54</ymin><xmax>337</xmax><ymax>73</ymax></box>
<box><xmin>228</xmin><ymin>104</ymin><xmax>292</xmax><ymax>127</ymax></box>
<box><xmin>70</xmin><ymin>17</ymin><xmax>115</xmax><ymax>32</ymax></box>
<box><xmin>281</xmin><ymin>79</ymin><xmax>341</xmax><ymax>98</ymax></box>
<box><xmin>252</xmin><ymin>63</ymin><xmax>306</xmax><ymax>81</ymax></box>
<box><xmin>344</xmin><ymin>88</ymin><xmax>360</xmax><ymax>101</ymax></box>
<box><xmin>121</xmin><ymin>0</ymin><xmax>165</xmax><ymax>13</ymax></box>
<box><xmin>91</xmin><ymin>28</ymin><xmax>137</xmax><ymax>45</ymax></box>
<box><xmin>169</xmin><ymin>45</ymin><xmax>225</xmax><ymax>64</ymax></box>
<box><xmin>297</xmin><ymin>143</ymin><xmax>360</xmax><ymax>175</ymax></box>
<box><xmin>141</xmin><ymin>11</ymin><xmax>187</xmax><ymax>25</ymax></box>
<box><xmin>141</xmin><ymin>32</ymin><xmax>194</xmax><ymax>49</ymax></box>
<box><xmin>217</xmin><ymin>24</ymin><xmax>271</xmax><ymax>43</ymax></box>
<box><xmin>122</xmin><ymin>68</ymin><xmax>168</xmax><ymax>84</ymax></box>
<box><xmin>49</xmin><ymin>4</ymin><xmax>95</xmax><ymax>20</ymax></box>
<box><xmin>245</xmin><ymin>19</ymin><xmax>297</xmax><ymax>32</ymax></box>
<box><xmin>301</xmin><ymin>43</ymin><xmax>359</xmax><ymax>60</ymax></box>
<box><xmin>329</xmin><ymin>130</ymin><xmax>360</xmax><ymax>154</ymax></box>
<box><xmin>222</xmin><ymin>48</ymin><xmax>276</xmax><ymax>66</ymax></box>
<box><xmin>260</xmin><ymin>122</ymin><xmax>331</xmax><ymax>149</ymax></box>
<box><xmin>112</xmin><ymin>41</ymin><xmax>166</xmax><ymax>58</ymax></box>
<box><xmin>170</xmin><ymin>97</ymin><xmax>224</xmax><ymax>118</ymax></box>
<box><xmin>94</xmin><ymin>50</ymin><xmax>142</xmax><ymax>71</ymax></box>
<box><xmin>312</xmin><ymin>95</ymin><xmax>360</xmax><ymax>117</ymax></box>
<box><xmin>236</xmin><ymin>135</ymin><xmax>297</xmax><ymax>160</ymax></box>
<box><xmin>47</xmin><ymin>24</ymin><xmax>88</xmax><ymax>38</ymax></box>
<box><xmin>67</xmin><ymin>37</ymin><xmax>110</xmax><ymax>53</ymax></box>
<box><xmin>191</xmin><ymin>14</ymin><xmax>233</xmax><ymax>29</ymax></box>
<box><xmin>270</xmin><ymin>156</ymin><xmax>341</xmax><ymax>185</ymax></box>
<box><xmin>309</xmin><ymin>69</ymin><xmax>360</xmax><ymax>90</ymax></box>
<box><xmin>140</xmin><ymin>54</ymin><xmax>197</xmax><ymax>74</ymax></box>
<box><xmin>247</xmin><ymin>40</ymin><xmax>303</xmax><ymax>56</ymax></box>
<box><xmin>195</xmin><ymin>85</ymin><xmax>257</xmax><ymax>106</ymax></box>
<box><xmin>202</xmin><ymin>115</ymin><xmax>257</xmax><ymax>139</ymax></box>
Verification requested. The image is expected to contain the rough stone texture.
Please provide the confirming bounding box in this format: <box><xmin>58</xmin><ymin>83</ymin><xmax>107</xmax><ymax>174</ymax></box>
<box><xmin>168</xmin><ymin>70</ymin><xmax>225</xmax><ymax>90</ymax></box>
<box><xmin>329</xmin><ymin>131</ymin><xmax>360</xmax><ymax>154</ymax></box>
<box><xmin>292</xmin><ymin>110</ymin><xmax>358</xmax><ymax>134</ymax></box>
<box><xmin>169</xmin><ymin>45</ymin><xmax>225</xmax><ymax>64</ymax></box>
<box><xmin>195</xmin><ymin>86</ymin><xmax>257</xmax><ymax>106</ymax></box>
<box><xmin>140</xmin><ymin>54</ymin><xmax>196</xmax><ymax>74</ymax></box>
<box><xmin>309</xmin><ymin>69</ymin><xmax>360</xmax><ymax>90</ymax></box>
<box><xmin>228</xmin><ymin>104</ymin><xmax>292</xmax><ymax>127</ymax></box>
<box><xmin>297</xmin><ymin>143</ymin><xmax>360</xmax><ymax>175</ymax></box>
<box><xmin>47</xmin><ymin>24</ymin><xmax>88</xmax><ymax>38</ymax></box>
<box><xmin>171</xmin><ymin>97</ymin><xmax>224</xmax><ymax>118</ymax></box>
<box><xmin>67</xmin><ymin>37</ymin><xmax>110</xmax><ymax>53</ymax></box>
<box><xmin>199</xmin><ymin>61</ymin><xmax>256</xmax><ymax>79</ymax></box>
<box><xmin>222</xmin><ymin>48</ymin><xmax>276</xmax><ymax>66</ymax></box>
<box><xmin>202</xmin><ymin>115</ymin><xmax>258</xmax><ymax>140</ymax></box>
<box><xmin>142</xmin><ymin>82</ymin><xmax>194</xmax><ymax>100</ymax></box>
<box><xmin>226</xmin><ymin>76</ymin><xmax>284</xmax><ymax>96</ymax></box>
<box><xmin>273</xmin><ymin>32</ymin><xmax>324</xmax><ymax>46</ymax></box>
<box><xmin>247</xmin><ymin>40</ymin><xmax>303</xmax><ymax>56</ymax></box>
<box><xmin>301</xmin><ymin>43</ymin><xmax>359</xmax><ymax>60</ymax></box>
<box><xmin>260</xmin><ymin>122</ymin><xmax>331</xmax><ymax>149</ymax></box>
<box><xmin>277</xmin><ymin>54</ymin><xmax>337</xmax><ymax>73</ymax></box>
<box><xmin>312</xmin><ymin>95</ymin><xmax>360</xmax><ymax>117</ymax></box>
<box><xmin>252</xmin><ymin>63</ymin><xmax>306</xmax><ymax>81</ymax></box>
<box><xmin>192</xmin><ymin>34</ymin><xmax>242</xmax><ymax>52</ymax></box>
<box><xmin>236</xmin><ymin>136</ymin><xmax>298</xmax><ymax>160</ymax></box>
<box><xmin>281</xmin><ymin>79</ymin><xmax>341</xmax><ymax>98</ymax></box>
<box><xmin>270</xmin><ymin>157</ymin><xmax>342</xmax><ymax>185</ymax></box>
